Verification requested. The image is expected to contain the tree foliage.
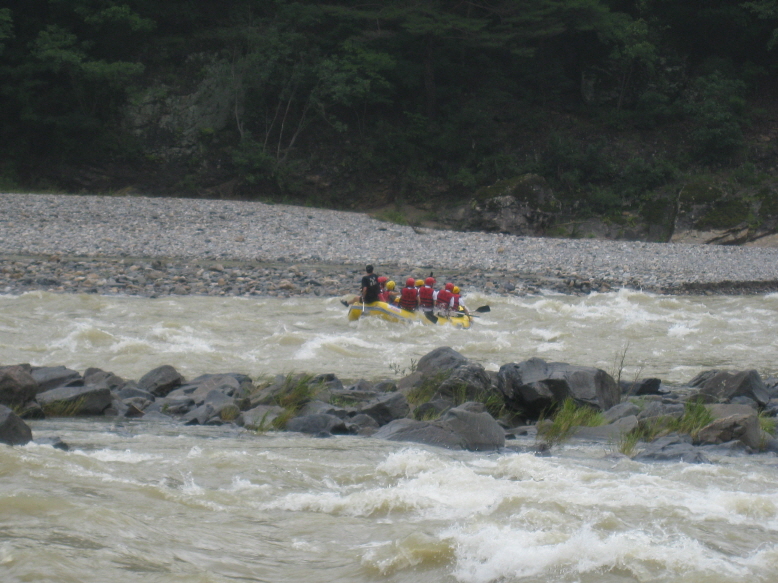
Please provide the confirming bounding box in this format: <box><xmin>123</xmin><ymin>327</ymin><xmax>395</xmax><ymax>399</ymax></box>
<box><xmin>1</xmin><ymin>0</ymin><xmax>776</xmax><ymax>196</ymax></box>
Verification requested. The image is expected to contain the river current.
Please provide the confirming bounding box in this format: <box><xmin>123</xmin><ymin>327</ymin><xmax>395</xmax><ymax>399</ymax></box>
<box><xmin>2</xmin><ymin>290</ymin><xmax>778</xmax><ymax>582</ymax></box>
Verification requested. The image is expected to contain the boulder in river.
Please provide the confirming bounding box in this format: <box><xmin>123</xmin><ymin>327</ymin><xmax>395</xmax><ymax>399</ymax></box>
<box><xmin>138</xmin><ymin>365</ymin><xmax>185</xmax><ymax>397</ymax></box>
<box><xmin>31</xmin><ymin>366</ymin><xmax>83</xmax><ymax>393</ymax></box>
<box><xmin>285</xmin><ymin>413</ymin><xmax>350</xmax><ymax>437</ymax></box>
<box><xmin>374</xmin><ymin>403</ymin><xmax>504</xmax><ymax>451</ymax></box>
<box><xmin>696</xmin><ymin>412</ymin><xmax>763</xmax><ymax>450</ymax></box>
<box><xmin>498</xmin><ymin>358</ymin><xmax>620</xmax><ymax>417</ymax></box>
<box><xmin>0</xmin><ymin>366</ymin><xmax>38</xmax><ymax>407</ymax></box>
<box><xmin>0</xmin><ymin>405</ymin><xmax>33</xmax><ymax>445</ymax></box>
<box><xmin>633</xmin><ymin>434</ymin><xmax>710</xmax><ymax>463</ymax></box>
<box><xmin>36</xmin><ymin>385</ymin><xmax>113</xmax><ymax>416</ymax></box>
<box><xmin>361</xmin><ymin>392</ymin><xmax>410</xmax><ymax>427</ymax></box>
<box><xmin>691</xmin><ymin>369</ymin><xmax>770</xmax><ymax>407</ymax></box>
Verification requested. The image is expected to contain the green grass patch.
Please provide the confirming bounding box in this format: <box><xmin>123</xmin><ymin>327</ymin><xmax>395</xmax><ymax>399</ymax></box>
<box><xmin>41</xmin><ymin>397</ymin><xmax>87</xmax><ymax>418</ymax></box>
<box><xmin>269</xmin><ymin>373</ymin><xmax>323</xmax><ymax>430</ymax></box>
<box><xmin>406</xmin><ymin>371</ymin><xmax>450</xmax><ymax>406</ymax></box>
<box><xmin>759</xmin><ymin>411</ymin><xmax>776</xmax><ymax>436</ymax></box>
<box><xmin>373</xmin><ymin>208</ymin><xmax>409</xmax><ymax>225</ymax></box>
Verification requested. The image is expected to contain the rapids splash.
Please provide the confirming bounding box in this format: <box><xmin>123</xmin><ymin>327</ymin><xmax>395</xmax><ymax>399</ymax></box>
<box><xmin>2</xmin><ymin>289</ymin><xmax>778</xmax><ymax>582</ymax></box>
<box><xmin>1</xmin><ymin>289</ymin><xmax>777</xmax><ymax>384</ymax></box>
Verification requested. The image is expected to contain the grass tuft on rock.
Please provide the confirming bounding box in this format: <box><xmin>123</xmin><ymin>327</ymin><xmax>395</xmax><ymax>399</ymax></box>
<box><xmin>537</xmin><ymin>398</ymin><xmax>606</xmax><ymax>447</ymax></box>
<box><xmin>270</xmin><ymin>373</ymin><xmax>323</xmax><ymax>429</ymax></box>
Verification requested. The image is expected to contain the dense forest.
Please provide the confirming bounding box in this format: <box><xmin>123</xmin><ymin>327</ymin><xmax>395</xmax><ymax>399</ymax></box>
<box><xmin>2</xmin><ymin>1</ymin><xmax>778</xmax><ymax>238</ymax></box>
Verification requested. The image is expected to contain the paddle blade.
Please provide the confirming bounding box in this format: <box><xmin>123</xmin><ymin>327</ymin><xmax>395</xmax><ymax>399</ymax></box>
<box><xmin>340</xmin><ymin>300</ymin><xmax>349</xmax><ymax>308</ymax></box>
<box><xmin>424</xmin><ymin>312</ymin><xmax>439</xmax><ymax>324</ymax></box>
<box><xmin>475</xmin><ymin>305</ymin><xmax>490</xmax><ymax>313</ymax></box>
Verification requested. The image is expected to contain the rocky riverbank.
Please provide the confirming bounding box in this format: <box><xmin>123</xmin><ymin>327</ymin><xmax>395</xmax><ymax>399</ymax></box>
<box><xmin>3</xmin><ymin>347</ymin><xmax>778</xmax><ymax>462</ymax></box>
<box><xmin>4</xmin><ymin>193</ymin><xmax>778</xmax><ymax>297</ymax></box>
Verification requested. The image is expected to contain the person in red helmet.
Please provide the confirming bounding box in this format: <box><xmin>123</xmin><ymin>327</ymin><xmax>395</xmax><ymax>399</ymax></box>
<box><xmin>399</xmin><ymin>277</ymin><xmax>419</xmax><ymax>311</ymax></box>
<box><xmin>435</xmin><ymin>282</ymin><xmax>455</xmax><ymax>315</ymax></box>
<box><xmin>419</xmin><ymin>276</ymin><xmax>436</xmax><ymax>314</ymax></box>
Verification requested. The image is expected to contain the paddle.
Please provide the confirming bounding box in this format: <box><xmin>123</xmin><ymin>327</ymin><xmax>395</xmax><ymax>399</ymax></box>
<box><xmin>474</xmin><ymin>305</ymin><xmax>490</xmax><ymax>313</ymax></box>
<box><xmin>423</xmin><ymin>311</ymin><xmax>438</xmax><ymax>324</ymax></box>
<box><xmin>340</xmin><ymin>300</ymin><xmax>349</xmax><ymax>308</ymax></box>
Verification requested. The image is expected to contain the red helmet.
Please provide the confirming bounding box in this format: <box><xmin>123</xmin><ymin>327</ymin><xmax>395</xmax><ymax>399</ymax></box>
<box><xmin>406</xmin><ymin>277</ymin><xmax>415</xmax><ymax>287</ymax></box>
<box><xmin>445</xmin><ymin>282</ymin><xmax>454</xmax><ymax>291</ymax></box>
<box><xmin>377</xmin><ymin>276</ymin><xmax>388</xmax><ymax>284</ymax></box>
<box><xmin>425</xmin><ymin>277</ymin><xmax>435</xmax><ymax>286</ymax></box>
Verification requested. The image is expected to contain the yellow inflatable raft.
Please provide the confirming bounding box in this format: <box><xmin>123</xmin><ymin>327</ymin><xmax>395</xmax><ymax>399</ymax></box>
<box><xmin>346</xmin><ymin>301</ymin><xmax>472</xmax><ymax>329</ymax></box>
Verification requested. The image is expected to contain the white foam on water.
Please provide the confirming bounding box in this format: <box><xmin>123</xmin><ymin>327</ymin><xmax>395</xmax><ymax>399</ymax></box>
<box><xmin>73</xmin><ymin>448</ymin><xmax>162</xmax><ymax>464</ymax></box>
<box><xmin>446</xmin><ymin>523</ymin><xmax>755</xmax><ymax>583</ymax></box>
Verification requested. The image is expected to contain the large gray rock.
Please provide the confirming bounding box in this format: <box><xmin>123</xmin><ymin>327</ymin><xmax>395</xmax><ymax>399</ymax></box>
<box><xmin>374</xmin><ymin>404</ymin><xmax>504</xmax><ymax>451</ymax></box>
<box><xmin>439</xmin><ymin>405</ymin><xmax>505</xmax><ymax>451</ymax></box>
<box><xmin>573</xmin><ymin>415</ymin><xmax>638</xmax><ymax>441</ymax></box>
<box><xmin>285</xmin><ymin>414</ymin><xmax>350</xmax><ymax>436</ymax></box>
<box><xmin>138</xmin><ymin>365</ymin><xmax>184</xmax><ymax>397</ymax></box>
<box><xmin>0</xmin><ymin>366</ymin><xmax>38</xmax><ymax>407</ymax></box>
<box><xmin>619</xmin><ymin>378</ymin><xmax>662</xmax><ymax>396</ymax></box>
<box><xmin>437</xmin><ymin>362</ymin><xmax>493</xmax><ymax>402</ymax></box>
<box><xmin>634</xmin><ymin>434</ymin><xmax>710</xmax><ymax>463</ymax></box>
<box><xmin>31</xmin><ymin>366</ymin><xmax>82</xmax><ymax>392</ymax></box>
<box><xmin>83</xmin><ymin>368</ymin><xmax>124</xmax><ymax>391</ymax></box>
<box><xmin>695</xmin><ymin>370</ymin><xmax>770</xmax><ymax>406</ymax></box>
<box><xmin>416</xmin><ymin>347</ymin><xmax>470</xmax><ymax>376</ymax></box>
<box><xmin>0</xmin><ymin>405</ymin><xmax>32</xmax><ymax>445</ymax></box>
<box><xmin>696</xmin><ymin>413</ymin><xmax>763</xmax><ymax>450</ymax></box>
<box><xmin>373</xmin><ymin>418</ymin><xmax>465</xmax><ymax>449</ymax></box>
<box><xmin>603</xmin><ymin>402</ymin><xmax>641</xmax><ymax>423</ymax></box>
<box><xmin>36</xmin><ymin>385</ymin><xmax>112</xmax><ymax>416</ymax></box>
<box><xmin>238</xmin><ymin>405</ymin><xmax>285</xmax><ymax>430</ymax></box>
<box><xmin>361</xmin><ymin>392</ymin><xmax>410</xmax><ymax>426</ymax></box>
<box><xmin>191</xmin><ymin>375</ymin><xmax>241</xmax><ymax>405</ymax></box>
<box><xmin>498</xmin><ymin>358</ymin><xmax>620</xmax><ymax>417</ymax></box>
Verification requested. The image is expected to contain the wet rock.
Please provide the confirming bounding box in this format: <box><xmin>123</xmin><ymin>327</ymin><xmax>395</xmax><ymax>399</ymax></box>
<box><xmin>182</xmin><ymin>403</ymin><xmax>215</xmax><ymax>425</ymax></box>
<box><xmin>637</xmin><ymin>402</ymin><xmax>684</xmax><ymax>421</ymax></box>
<box><xmin>83</xmin><ymin>368</ymin><xmax>124</xmax><ymax>391</ymax></box>
<box><xmin>238</xmin><ymin>405</ymin><xmax>285</xmax><ymax>430</ymax></box>
<box><xmin>0</xmin><ymin>405</ymin><xmax>32</xmax><ymax>445</ymax></box>
<box><xmin>285</xmin><ymin>414</ymin><xmax>350</xmax><ymax>436</ymax></box>
<box><xmin>573</xmin><ymin>415</ymin><xmax>638</xmax><ymax>441</ymax></box>
<box><xmin>116</xmin><ymin>386</ymin><xmax>155</xmax><ymax>401</ymax></box>
<box><xmin>33</xmin><ymin>436</ymin><xmax>69</xmax><ymax>451</ymax></box>
<box><xmin>347</xmin><ymin>413</ymin><xmax>380</xmax><ymax>435</ymax></box>
<box><xmin>0</xmin><ymin>366</ymin><xmax>38</xmax><ymax>407</ymax></box>
<box><xmin>603</xmin><ymin>402</ymin><xmax>640</xmax><ymax>423</ymax></box>
<box><xmin>619</xmin><ymin>377</ymin><xmax>662</xmax><ymax>396</ymax></box>
<box><xmin>413</xmin><ymin>398</ymin><xmax>453</xmax><ymax>420</ymax></box>
<box><xmin>138</xmin><ymin>365</ymin><xmax>185</xmax><ymax>397</ymax></box>
<box><xmin>696</xmin><ymin>413</ymin><xmax>762</xmax><ymax>450</ymax></box>
<box><xmin>36</xmin><ymin>385</ymin><xmax>112</xmax><ymax>416</ymax></box>
<box><xmin>31</xmin><ymin>366</ymin><xmax>83</xmax><ymax>392</ymax></box>
<box><xmin>634</xmin><ymin>434</ymin><xmax>710</xmax><ymax>463</ymax></box>
<box><xmin>416</xmin><ymin>347</ymin><xmax>469</xmax><ymax>376</ymax></box>
<box><xmin>437</xmin><ymin>362</ymin><xmax>493</xmax><ymax>402</ymax></box>
<box><xmin>694</xmin><ymin>370</ymin><xmax>770</xmax><ymax>406</ymax></box>
<box><xmin>498</xmin><ymin>358</ymin><xmax>620</xmax><ymax>417</ymax></box>
<box><xmin>361</xmin><ymin>392</ymin><xmax>410</xmax><ymax>427</ymax></box>
<box><xmin>374</xmin><ymin>404</ymin><xmax>504</xmax><ymax>451</ymax></box>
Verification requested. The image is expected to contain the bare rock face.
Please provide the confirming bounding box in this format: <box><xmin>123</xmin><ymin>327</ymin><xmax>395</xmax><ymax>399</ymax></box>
<box><xmin>696</xmin><ymin>413</ymin><xmax>763</xmax><ymax>450</ymax></box>
<box><xmin>36</xmin><ymin>385</ymin><xmax>113</xmax><ymax>416</ymax></box>
<box><xmin>498</xmin><ymin>358</ymin><xmax>620</xmax><ymax>417</ymax></box>
<box><xmin>373</xmin><ymin>404</ymin><xmax>504</xmax><ymax>451</ymax></box>
<box><xmin>457</xmin><ymin>174</ymin><xmax>557</xmax><ymax>236</ymax></box>
<box><xmin>693</xmin><ymin>370</ymin><xmax>770</xmax><ymax>406</ymax></box>
<box><xmin>0</xmin><ymin>366</ymin><xmax>39</xmax><ymax>407</ymax></box>
<box><xmin>0</xmin><ymin>405</ymin><xmax>32</xmax><ymax>445</ymax></box>
<box><xmin>138</xmin><ymin>365</ymin><xmax>185</xmax><ymax>397</ymax></box>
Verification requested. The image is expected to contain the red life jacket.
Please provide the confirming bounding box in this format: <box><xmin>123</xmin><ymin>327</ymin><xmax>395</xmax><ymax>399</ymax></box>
<box><xmin>399</xmin><ymin>286</ymin><xmax>418</xmax><ymax>311</ymax></box>
<box><xmin>436</xmin><ymin>289</ymin><xmax>453</xmax><ymax>308</ymax></box>
<box><xmin>452</xmin><ymin>293</ymin><xmax>461</xmax><ymax>309</ymax></box>
<box><xmin>419</xmin><ymin>285</ymin><xmax>435</xmax><ymax>309</ymax></box>
<box><xmin>378</xmin><ymin>290</ymin><xmax>389</xmax><ymax>302</ymax></box>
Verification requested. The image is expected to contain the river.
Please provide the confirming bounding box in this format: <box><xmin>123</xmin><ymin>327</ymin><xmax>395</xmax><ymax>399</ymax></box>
<box><xmin>2</xmin><ymin>290</ymin><xmax>778</xmax><ymax>582</ymax></box>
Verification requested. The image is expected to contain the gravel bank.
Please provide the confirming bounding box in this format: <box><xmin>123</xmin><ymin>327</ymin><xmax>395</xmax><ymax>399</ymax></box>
<box><xmin>3</xmin><ymin>193</ymin><xmax>778</xmax><ymax>297</ymax></box>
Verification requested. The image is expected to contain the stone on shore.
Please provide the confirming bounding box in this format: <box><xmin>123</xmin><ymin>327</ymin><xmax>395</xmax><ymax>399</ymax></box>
<box><xmin>30</xmin><ymin>366</ymin><xmax>82</xmax><ymax>393</ymax></box>
<box><xmin>692</xmin><ymin>370</ymin><xmax>770</xmax><ymax>406</ymax></box>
